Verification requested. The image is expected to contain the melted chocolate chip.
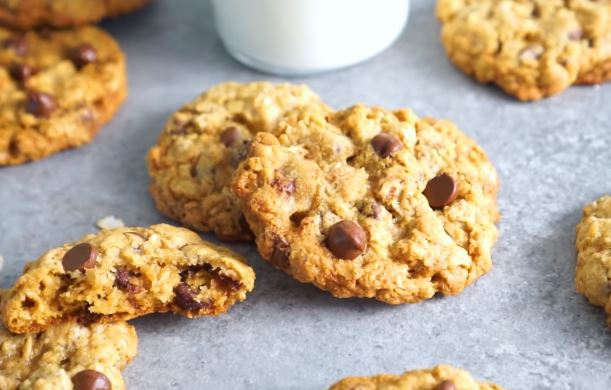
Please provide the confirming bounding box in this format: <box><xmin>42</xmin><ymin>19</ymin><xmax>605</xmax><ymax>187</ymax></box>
<box><xmin>220</xmin><ymin>126</ymin><xmax>241</xmax><ymax>146</ymax></box>
<box><xmin>114</xmin><ymin>268</ymin><xmax>138</xmax><ymax>293</ymax></box>
<box><xmin>423</xmin><ymin>173</ymin><xmax>458</xmax><ymax>209</ymax></box>
<box><xmin>174</xmin><ymin>283</ymin><xmax>205</xmax><ymax>311</ymax></box>
<box><xmin>72</xmin><ymin>370</ymin><xmax>112</xmax><ymax>390</ymax></box>
<box><xmin>62</xmin><ymin>243</ymin><xmax>97</xmax><ymax>272</ymax></box>
<box><xmin>371</xmin><ymin>133</ymin><xmax>403</xmax><ymax>158</ymax></box>
<box><xmin>25</xmin><ymin>91</ymin><xmax>57</xmax><ymax>118</ymax></box>
<box><xmin>75</xmin><ymin>307</ymin><xmax>102</xmax><ymax>327</ymax></box>
<box><xmin>270</xmin><ymin>236</ymin><xmax>290</xmax><ymax>268</ymax></box>
<box><xmin>71</xmin><ymin>43</ymin><xmax>97</xmax><ymax>68</ymax></box>
<box><xmin>326</xmin><ymin>220</ymin><xmax>367</xmax><ymax>260</ymax></box>
<box><xmin>9</xmin><ymin>63</ymin><xmax>36</xmax><ymax>83</ymax></box>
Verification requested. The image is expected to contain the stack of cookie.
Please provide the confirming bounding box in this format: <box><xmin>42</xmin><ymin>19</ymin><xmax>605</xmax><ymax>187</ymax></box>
<box><xmin>146</xmin><ymin>81</ymin><xmax>504</xmax><ymax>389</ymax></box>
<box><xmin>0</xmin><ymin>224</ymin><xmax>255</xmax><ymax>389</ymax></box>
<box><xmin>148</xmin><ymin>81</ymin><xmax>501</xmax><ymax>306</ymax></box>
<box><xmin>0</xmin><ymin>0</ymin><xmax>152</xmax><ymax>166</ymax></box>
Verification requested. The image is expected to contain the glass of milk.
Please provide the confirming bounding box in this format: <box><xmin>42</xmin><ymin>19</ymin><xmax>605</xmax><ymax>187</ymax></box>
<box><xmin>211</xmin><ymin>0</ymin><xmax>410</xmax><ymax>75</ymax></box>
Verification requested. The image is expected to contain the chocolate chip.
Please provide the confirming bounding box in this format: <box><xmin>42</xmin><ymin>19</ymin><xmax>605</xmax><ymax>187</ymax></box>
<box><xmin>9</xmin><ymin>63</ymin><xmax>36</xmax><ymax>83</ymax></box>
<box><xmin>174</xmin><ymin>283</ymin><xmax>204</xmax><ymax>311</ymax></box>
<box><xmin>214</xmin><ymin>273</ymin><xmax>242</xmax><ymax>292</ymax></box>
<box><xmin>220</xmin><ymin>126</ymin><xmax>241</xmax><ymax>146</ymax></box>
<box><xmin>62</xmin><ymin>243</ymin><xmax>98</xmax><ymax>272</ymax></box>
<box><xmin>326</xmin><ymin>220</ymin><xmax>367</xmax><ymax>260</ymax></box>
<box><xmin>75</xmin><ymin>307</ymin><xmax>102</xmax><ymax>326</ymax></box>
<box><xmin>25</xmin><ymin>91</ymin><xmax>57</xmax><ymax>118</ymax></box>
<box><xmin>72</xmin><ymin>369</ymin><xmax>112</xmax><ymax>390</ymax></box>
<box><xmin>3</xmin><ymin>37</ymin><xmax>28</xmax><ymax>56</ymax></box>
<box><xmin>71</xmin><ymin>43</ymin><xmax>97</xmax><ymax>68</ymax></box>
<box><xmin>436</xmin><ymin>380</ymin><xmax>457</xmax><ymax>390</ymax></box>
<box><xmin>114</xmin><ymin>268</ymin><xmax>138</xmax><ymax>293</ymax></box>
<box><xmin>271</xmin><ymin>176</ymin><xmax>296</xmax><ymax>195</ymax></box>
<box><xmin>270</xmin><ymin>236</ymin><xmax>290</xmax><ymax>268</ymax></box>
<box><xmin>423</xmin><ymin>173</ymin><xmax>458</xmax><ymax>209</ymax></box>
<box><xmin>371</xmin><ymin>133</ymin><xmax>403</xmax><ymax>158</ymax></box>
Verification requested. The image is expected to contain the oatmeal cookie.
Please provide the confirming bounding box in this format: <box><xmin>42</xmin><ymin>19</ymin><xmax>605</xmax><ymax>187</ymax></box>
<box><xmin>0</xmin><ymin>25</ymin><xmax>127</xmax><ymax>165</ymax></box>
<box><xmin>437</xmin><ymin>0</ymin><xmax>611</xmax><ymax>101</ymax></box>
<box><xmin>232</xmin><ymin>105</ymin><xmax>499</xmax><ymax>304</ymax></box>
<box><xmin>0</xmin><ymin>290</ymin><xmax>137</xmax><ymax>390</ymax></box>
<box><xmin>1</xmin><ymin>224</ymin><xmax>255</xmax><ymax>334</ymax></box>
<box><xmin>575</xmin><ymin>195</ymin><xmax>611</xmax><ymax>326</ymax></box>
<box><xmin>329</xmin><ymin>365</ymin><xmax>503</xmax><ymax>390</ymax></box>
<box><xmin>0</xmin><ymin>0</ymin><xmax>151</xmax><ymax>29</ymax></box>
<box><xmin>147</xmin><ymin>82</ymin><xmax>330</xmax><ymax>241</ymax></box>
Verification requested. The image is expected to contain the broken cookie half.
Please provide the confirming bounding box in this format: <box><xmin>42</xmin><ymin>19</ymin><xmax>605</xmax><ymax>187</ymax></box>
<box><xmin>1</xmin><ymin>224</ymin><xmax>256</xmax><ymax>334</ymax></box>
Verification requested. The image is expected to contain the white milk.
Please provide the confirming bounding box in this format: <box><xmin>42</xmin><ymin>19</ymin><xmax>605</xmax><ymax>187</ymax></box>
<box><xmin>211</xmin><ymin>0</ymin><xmax>410</xmax><ymax>75</ymax></box>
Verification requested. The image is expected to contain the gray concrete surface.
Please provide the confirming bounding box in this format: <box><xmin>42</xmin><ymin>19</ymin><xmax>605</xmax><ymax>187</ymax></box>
<box><xmin>1</xmin><ymin>1</ymin><xmax>610</xmax><ymax>389</ymax></box>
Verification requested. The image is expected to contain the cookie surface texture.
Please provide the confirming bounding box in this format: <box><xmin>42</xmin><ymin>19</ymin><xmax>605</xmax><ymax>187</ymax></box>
<box><xmin>147</xmin><ymin>81</ymin><xmax>330</xmax><ymax>241</ymax></box>
<box><xmin>232</xmin><ymin>105</ymin><xmax>499</xmax><ymax>304</ymax></box>
<box><xmin>576</xmin><ymin>195</ymin><xmax>611</xmax><ymax>326</ymax></box>
<box><xmin>437</xmin><ymin>0</ymin><xmax>611</xmax><ymax>101</ymax></box>
<box><xmin>329</xmin><ymin>365</ymin><xmax>503</xmax><ymax>390</ymax></box>
<box><xmin>1</xmin><ymin>224</ymin><xmax>256</xmax><ymax>334</ymax></box>
<box><xmin>0</xmin><ymin>26</ymin><xmax>127</xmax><ymax>165</ymax></box>
<box><xmin>0</xmin><ymin>0</ymin><xmax>151</xmax><ymax>29</ymax></box>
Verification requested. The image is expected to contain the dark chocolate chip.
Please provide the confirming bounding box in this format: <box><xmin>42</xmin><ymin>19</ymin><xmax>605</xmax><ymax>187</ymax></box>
<box><xmin>436</xmin><ymin>380</ymin><xmax>457</xmax><ymax>390</ymax></box>
<box><xmin>62</xmin><ymin>243</ymin><xmax>97</xmax><ymax>272</ymax></box>
<box><xmin>326</xmin><ymin>220</ymin><xmax>367</xmax><ymax>260</ymax></box>
<box><xmin>25</xmin><ymin>91</ymin><xmax>57</xmax><ymax>118</ymax></box>
<box><xmin>75</xmin><ymin>307</ymin><xmax>102</xmax><ymax>326</ymax></box>
<box><xmin>423</xmin><ymin>173</ymin><xmax>458</xmax><ymax>209</ymax></box>
<box><xmin>9</xmin><ymin>63</ymin><xmax>36</xmax><ymax>83</ymax></box>
<box><xmin>270</xmin><ymin>236</ymin><xmax>290</xmax><ymax>268</ymax></box>
<box><xmin>371</xmin><ymin>133</ymin><xmax>403</xmax><ymax>158</ymax></box>
<box><xmin>3</xmin><ymin>37</ymin><xmax>28</xmax><ymax>56</ymax></box>
<box><xmin>214</xmin><ymin>273</ymin><xmax>242</xmax><ymax>292</ymax></box>
<box><xmin>71</xmin><ymin>43</ymin><xmax>97</xmax><ymax>68</ymax></box>
<box><xmin>72</xmin><ymin>369</ymin><xmax>112</xmax><ymax>390</ymax></box>
<box><xmin>114</xmin><ymin>268</ymin><xmax>138</xmax><ymax>293</ymax></box>
<box><xmin>220</xmin><ymin>126</ymin><xmax>240</xmax><ymax>146</ymax></box>
<box><xmin>174</xmin><ymin>283</ymin><xmax>203</xmax><ymax>311</ymax></box>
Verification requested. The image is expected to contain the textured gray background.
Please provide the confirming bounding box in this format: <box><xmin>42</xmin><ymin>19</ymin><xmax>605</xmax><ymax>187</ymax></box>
<box><xmin>1</xmin><ymin>1</ymin><xmax>610</xmax><ymax>389</ymax></box>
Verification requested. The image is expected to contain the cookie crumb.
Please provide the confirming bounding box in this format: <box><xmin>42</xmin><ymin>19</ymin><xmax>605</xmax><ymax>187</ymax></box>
<box><xmin>96</xmin><ymin>216</ymin><xmax>125</xmax><ymax>230</ymax></box>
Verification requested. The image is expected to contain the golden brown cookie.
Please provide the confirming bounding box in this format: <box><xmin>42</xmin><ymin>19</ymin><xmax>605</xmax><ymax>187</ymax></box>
<box><xmin>575</xmin><ymin>195</ymin><xmax>611</xmax><ymax>326</ymax></box>
<box><xmin>1</xmin><ymin>224</ymin><xmax>256</xmax><ymax>334</ymax></box>
<box><xmin>0</xmin><ymin>25</ymin><xmax>127</xmax><ymax>166</ymax></box>
<box><xmin>329</xmin><ymin>365</ymin><xmax>503</xmax><ymax>390</ymax></box>
<box><xmin>436</xmin><ymin>0</ymin><xmax>611</xmax><ymax>101</ymax></box>
<box><xmin>0</xmin><ymin>0</ymin><xmax>151</xmax><ymax>29</ymax></box>
<box><xmin>232</xmin><ymin>105</ymin><xmax>499</xmax><ymax>304</ymax></box>
<box><xmin>0</xmin><ymin>289</ymin><xmax>137</xmax><ymax>390</ymax></box>
<box><xmin>147</xmin><ymin>82</ymin><xmax>330</xmax><ymax>241</ymax></box>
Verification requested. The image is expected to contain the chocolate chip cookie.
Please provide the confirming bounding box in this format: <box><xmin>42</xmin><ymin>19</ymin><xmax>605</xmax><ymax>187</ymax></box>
<box><xmin>147</xmin><ymin>82</ymin><xmax>330</xmax><ymax>241</ymax></box>
<box><xmin>329</xmin><ymin>365</ymin><xmax>503</xmax><ymax>390</ymax></box>
<box><xmin>232</xmin><ymin>105</ymin><xmax>499</xmax><ymax>304</ymax></box>
<box><xmin>0</xmin><ymin>0</ymin><xmax>151</xmax><ymax>29</ymax></box>
<box><xmin>0</xmin><ymin>291</ymin><xmax>137</xmax><ymax>390</ymax></box>
<box><xmin>437</xmin><ymin>0</ymin><xmax>611</xmax><ymax>101</ymax></box>
<box><xmin>576</xmin><ymin>195</ymin><xmax>611</xmax><ymax>326</ymax></box>
<box><xmin>1</xmin><ymin>224</ymin><xmax>255</xmax><ymax>334</ymax></box>
<box><xmin>0</xmin><ymin>25</ymin><xmax>127</xmax><ymax>166</ymax></box>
